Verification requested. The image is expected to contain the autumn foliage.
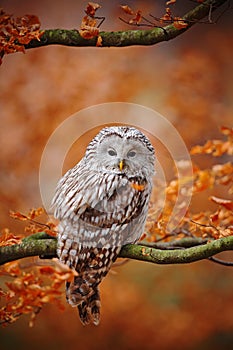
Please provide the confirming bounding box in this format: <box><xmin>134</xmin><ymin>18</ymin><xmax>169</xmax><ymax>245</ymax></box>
<box><xmin>0</xmin><ymin>9</ymin><xmax>43</xmax><ymax>64</ymax></box>
<box><xmin>1</xmin><ymin>126</ymin><xmax>232</xmax><ymax>327</ymax></box>
<box><xmin>120</xmin><ymin>1</ymin><xmax>188</xmax><ymax>28</ymax></box>
<box><xmin>0</xmin><ymin>0</ymin><xmax>232</xmax><ymax>349</ymax></box>
<box><xmin>0</xmin><ymin>260</ymin><xmax>77</xmax><ymax>327</ymax></box>
<box><xmin>79</xmin><ymin>2</ymin><xmax>103</xmax><ymax>44</ymax></box>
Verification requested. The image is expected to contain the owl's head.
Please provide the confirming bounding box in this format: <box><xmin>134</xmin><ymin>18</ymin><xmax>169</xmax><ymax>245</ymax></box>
<box><xmin>85</xmin><ymin>126</ymin><xmax>155</xmax><ymax>177</ymax></box>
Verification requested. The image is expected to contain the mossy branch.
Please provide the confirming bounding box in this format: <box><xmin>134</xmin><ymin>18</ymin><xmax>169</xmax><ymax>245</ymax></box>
<box><xmin>26</xmin><ymin>0</ymin><xmax>227</xmax><ymax>50</ymax></box>
<box><xmin>0</xmin><ymin>232</ymin><xmax>232</xmax><ymax>266</ymax></box>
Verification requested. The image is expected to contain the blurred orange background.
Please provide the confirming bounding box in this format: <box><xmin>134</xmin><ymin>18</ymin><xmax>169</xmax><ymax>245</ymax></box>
<box><xmin>0</xmin><ymin>1</ymin><xmax>233</xmax><ymax>349</ymax></box>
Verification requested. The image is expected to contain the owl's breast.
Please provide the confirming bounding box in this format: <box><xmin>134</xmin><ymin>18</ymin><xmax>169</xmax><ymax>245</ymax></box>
<box><xmin>77</xmin><ymin>174</ymin><xmax>150</xmax><ymax>229</ymax></box>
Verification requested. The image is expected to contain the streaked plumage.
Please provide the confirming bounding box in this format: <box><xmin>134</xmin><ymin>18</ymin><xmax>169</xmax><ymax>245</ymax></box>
<box><xmin>51</xmin><ymin>126</ymin><xmax>155</xmax><ymax>325</ymax></box>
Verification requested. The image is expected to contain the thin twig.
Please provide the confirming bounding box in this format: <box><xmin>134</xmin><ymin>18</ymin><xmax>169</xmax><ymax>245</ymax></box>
<box><xmin>208</xmin><ymin>256</ymin><xmax>233</xmax><ymax>266</ymax></box>
<box><xmin>214</xmin><ymin>0</ymin><xmax>233</xmax><ymax>22</ymax></box>
<box><xmin>95</xmin><ymin>16</ymin><xmax>105</xmax><ymax>28</ymax></box>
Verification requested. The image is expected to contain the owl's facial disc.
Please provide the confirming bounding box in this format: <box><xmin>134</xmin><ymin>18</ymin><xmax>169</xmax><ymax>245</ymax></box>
<box><xmin>105</xmin><ymin>144</ymin><xmax>138</xmax><ymax>172</ymax></box>
<box><xmin>107</xmin><ymin>146</ymin><xmax>126</xmax><ymax>171</ymax></box>
<box><xmin>95</xmin><ymin>136</ymin><xmax>149</xmax><ymax>175</ymax></box>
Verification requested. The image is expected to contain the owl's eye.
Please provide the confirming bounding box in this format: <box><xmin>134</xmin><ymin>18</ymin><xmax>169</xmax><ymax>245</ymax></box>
<box><xmin>108</xmin><ymin>149</ymin><xmax>117</xmax><ymax>156</ymax></box>
<box><xmin>127</xmin><ymin>150</ymin><xmax>136</xmax><ymax>158</ymax></box>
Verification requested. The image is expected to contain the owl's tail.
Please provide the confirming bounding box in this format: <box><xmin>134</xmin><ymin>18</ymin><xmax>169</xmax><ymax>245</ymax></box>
<box><xmin>63</xmin><ymin>246</ymin><xmax>121</xmax><ymax>325</ymax></box>
<box><xmin>78</xmin><ymin>288</ymin><xmax>101</xmax><ymax>325</ymax></box>
<box><xmin>65</xmin><ymin>275</ymin><xmax>101</xmax><ymax>325</ymax></box>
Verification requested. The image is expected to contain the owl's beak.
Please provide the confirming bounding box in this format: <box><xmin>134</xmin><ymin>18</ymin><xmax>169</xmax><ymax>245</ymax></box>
<box><xmin>118</xmin><ymin>159</ymin><xmax>124</xmax><ymax>171</ymax></box>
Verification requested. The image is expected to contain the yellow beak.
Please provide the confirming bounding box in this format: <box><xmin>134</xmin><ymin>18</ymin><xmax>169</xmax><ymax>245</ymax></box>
<box><xmin>119</xmin><ymin>160</ymin><xmax>124</xmax><ymax>171</ymax></box>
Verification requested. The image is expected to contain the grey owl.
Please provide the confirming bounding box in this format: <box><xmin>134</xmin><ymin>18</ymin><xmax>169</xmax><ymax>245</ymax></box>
<box><xmin>51</xmin><ymin>125</ymin><xmax>155</xmax><ymax>325</ymax></box>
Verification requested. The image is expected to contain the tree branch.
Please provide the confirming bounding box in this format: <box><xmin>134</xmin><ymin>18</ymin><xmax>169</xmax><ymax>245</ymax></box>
<box><xmin>0</xmin><ymin>233</ymin><xmax>57</xmax><ymax>265</ymax></box>
<box><xmin>0</xmin><ymin>232</ymin><xmax>232</xmax><ymax>266</ymax></box>
<box><xmin>25</xmin><ymin>0</ymin><xmax>227</xmax><ymax>50</ymax></box>
<box><xmin>120</xmin><ymin>236</ymin><xmax>233</xmax><ymax>264</ymax></box>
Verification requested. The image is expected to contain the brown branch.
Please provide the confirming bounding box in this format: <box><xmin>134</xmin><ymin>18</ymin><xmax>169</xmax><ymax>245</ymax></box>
<box><xmin>0</xmin><ymin>232</ymin><xmax>232</xmax><ymax>266</ymax></box>
<box><xmin>25</xmin><ymin>0</ymin><xmax>227</xmax><ymax>50</ymax></box>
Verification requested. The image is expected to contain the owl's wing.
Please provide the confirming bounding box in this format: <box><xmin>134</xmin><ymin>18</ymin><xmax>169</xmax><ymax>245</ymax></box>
<box><xmin>52</xmin><ymin>162</ymin><xmax>104</xmax><ymax>219</ymax></box>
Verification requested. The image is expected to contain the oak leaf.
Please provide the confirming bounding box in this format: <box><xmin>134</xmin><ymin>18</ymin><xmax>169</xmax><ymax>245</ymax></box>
<box><xmin>79</xmin><ymin>15</ymin><xmax>99</xmax><ymax>39</ymax></box>
<box><xmin>9</xmin><ymin>207</ymin><xmax>44</xmax><ymax>221</ymax></box>
<box><xmin>120</xmin><ymin>5</ymin><xmax>134</xmax><ymax>15</ymax></box>
<box><xmin>221</xmin><ymin>126</ymin><xmax>233</xmax><ymax>137</ymax></box>
<box><xmin>129</xmin><ymin>10</ymin><xmax>142</xmax><ymax>25</ymax></box>
<box><xmin>0</xmin><ymin>10</ymin><xmax>43</xmax><ymax>63</ymax></box>
<box><xmin>9</xmin><ymin>211</ymin><xmax>28</xmax><ymax>221</ymax></box>
<box><xmin>210</xmin><ymin>196</ymin><xmax>233</xmax><ymax>211</ymax></box>
<box><xmin>96</xmin><ymin>35</ymin><xmax>103</xmax><ymax>47</ymax></box>
<box><xmin>0</xmin><ymin>229</ymin><xmax>22</xmax><ymax>247</ymax></box>
<box><xmin>173</xmin><ymin>17</ymin><xmax>188</xmax><ymax>29</ymax></box>
<box><xmin>85</xmin><ymin>2</ymin><xmax>101</xmax><ymax>17</ymax></box>
<box><xmin>166</xmin><ymin>0</ymin><xmax>176</xmax><ymax>5</ymax></box>
<box><xmin>160</xmin><ymin>7</ymin><xmax>172</xmax><ymax>23</ymax></box>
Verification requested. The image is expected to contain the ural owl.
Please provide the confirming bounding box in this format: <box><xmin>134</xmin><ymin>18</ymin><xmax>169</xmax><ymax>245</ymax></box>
<box><xmin>51</xmin><ymin>125</ymin><xmax>155</xmax><ymax>325</ymax></box>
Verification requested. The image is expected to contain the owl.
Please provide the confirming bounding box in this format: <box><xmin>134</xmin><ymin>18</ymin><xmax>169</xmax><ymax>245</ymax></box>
<box><xmin>51</xmin><ymin>125</ymin><xmax>155</xmax><ymax>325</ymax></box>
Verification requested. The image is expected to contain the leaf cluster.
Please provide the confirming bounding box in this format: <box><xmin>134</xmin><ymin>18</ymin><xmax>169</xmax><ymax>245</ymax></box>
<box><xmin>146</xmin><ymin>127</ymin><xmax>233</xmax><ymax>242</ymax></box>
<box><xmin>0</xmin><ymin>9</ymin><xmax>43</xmax><ymax>64</ymax></box>
<box><xmin>0</xmin><ymin>259</ymin><xmax>76</xmax><ymax>327</ymax></box>
<box><xmin>120</xmin><ymin>1</ymin><xmax>188</xmax><ymax>29</ymax></box>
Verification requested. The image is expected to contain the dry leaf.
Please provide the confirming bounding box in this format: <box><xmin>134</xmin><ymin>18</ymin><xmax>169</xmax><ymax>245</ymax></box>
<box><xmin>9</xmin><ymin>211</ymin><xmax>28</xmax><ymax>221</ymax></box>
<box><xmin>96</xmin><ymin>35</ymin><xmax>103</xmax><ymax>47</ymax></box>
<box><xmin>173</xmin><ymin>18</ymin><xmax>188</xmax><ymax>29</ymax></box>
<box><xmin>210</xmin><ymin>196</ymin><xmax>233</xmax><ymax>211</ymax></box>
<box><xmin>0</xmin><ymin>10</ymin><xmax>43</xmax><ymax>63</ymax></box>
<box><xmin>130</xmin><ymin>182</ymin><xmax>145</xmax><ymax>191</ymax></box>
<box><xmin>160</xmin><ymin>7</ymin><xmax>172</xmax><ymax>23</ymax></box>
<box><xmin>85</xmin><ymin>2</ymin><xmax>101</xmax><ymax>17</ymax></box>
<box><xmin>129</xmin><ymin>10</ymin><xmax>142</xmax><ymax>25</ymax></box>
<box><xmin>221</xmin><ymin>126</ymin><xmax>233</xmax><ymax>136</ymax></box>
<box><xmin>120</xmin><ymin>5</ymin><xmax>134</xmax><ymax>15</ymax></box>
<box><xmin>79</xmin><ymin>15</ymin><xmax>99</xmax><ymax>39</ymax></box>
<box><xmin>9</xmin><ymin>207</ymin><xmax>45</xmax><ymax>221</ymax></box>
<box><xmin>0</xmin><ymin>229</ymin><xmax>22</xmax><ymax>247</ymax></box>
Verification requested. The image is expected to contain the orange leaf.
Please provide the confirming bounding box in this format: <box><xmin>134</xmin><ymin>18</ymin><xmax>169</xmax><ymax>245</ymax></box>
<box><xmin>96</xmin><ymin>35</ymin><xmax>102</xmax><ymax>47</ymax></box>
<box><xmin>210</xmin><ymin>210</ymin><xmax>220</xmax><ymax>226</ymax></box>
<box><xmin>79</xmin><ymin>26</ymin><xmax>99</xmax><ymax>39</ymax></box>
<box><xmin>39</xmin><ymin>266</ymin><xmax>56</xmax><ymax>275</ymax></box>
<box><xmin>129</xmin><ymin>10</ymin><xmax>142</xmax><ymax>25</ymax></box>
<box><xmin>9</xmin><ymin>210</ymin><xmax>28</xmax><ymax>221</ymax></box>
<box><xmin>130</xmin><ymin>182</ymin><xmax>146</xmax><ymax>191</ymax></box>
<box><xmin>210</xmin><ymin>196</ymin><xmax>233</xmax><ymax>211</ymax></box>
<box><xmin>28</xmin><ymin>207</ymin><xmax>44</xmax><ymax>220</ymax></box>
<box><xmin>80</xmin><ymin>15</ymin><xmax>97</xmax><ymax>28</ymax></box>
<box><xmin>120</xmin><ymin>5</ymin><xmax>134</xmax><ymax>15</ymax></box>
<box><xmin>219</xmin><ymin>228</ymin><xmax>233</xmax><ymax>238</ymax></box>
<box><xmin>0</xmin><ymin>10</ymin><xmax>42</xmax><ymax>62</ymax></box>
<box><xmin>193</xmin><ymin>169</ymin><xmax>214</xmax><ymax>192</ymax></box>
<box><xmin>2</xmin><ymin>261</ymin><xmax>21</xmax><ymax>276</ymax></box>
<box><xmin>221</xmin><ymin>126</ymin><xmax>233</xmax><ymax>136</ymax></box>
<box><xmin>79</xmin><ymin>15</ymin><xmax>99</xmax><ymax>39</ymax></box>
<box><xmin>173</xmin><ymin>17</ymin><xmax>188</xmax><ymax>29</ymax></box>
<box><xmin>160</xmin><ymin>7</ymin><xmax>172</xmax><ymax>23</ymax></box>
<box><xmin>85</xmin><ymin>2</ymin><xmax>101</xmax><ymax>17</ymax></box>
<box><xmin>0</xmin><ymin>230</ymin><xmax>22</xmax><ymax>247</ymax></box>
<box><xmin>166</xmin><ymin>0</ymin><xmax>176</xmax><ymax>5</ymax></box>
<box><xmin>9</xmin><ymin>207</ymin><xmax>44</xmax><ymax>221</ymax></box>
<box><xmin>190</xmin><ymin>139</ymin><xmax>233</xmax><ymax>157</ymax></box>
